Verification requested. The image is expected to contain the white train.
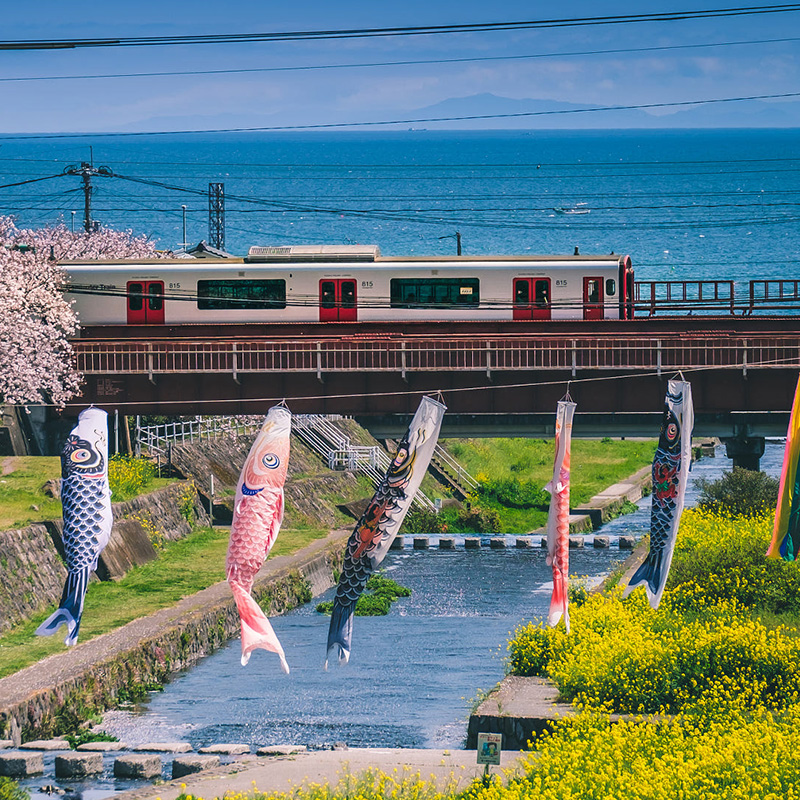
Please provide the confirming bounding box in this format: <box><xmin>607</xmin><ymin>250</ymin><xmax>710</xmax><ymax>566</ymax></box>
<box><xmin>62</xmin><ymin>245</ymin><xmax>635</xmax><ymax>326</ymax></box>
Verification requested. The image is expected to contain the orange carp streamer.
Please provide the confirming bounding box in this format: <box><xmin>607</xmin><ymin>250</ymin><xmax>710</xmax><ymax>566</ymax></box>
<box><xmin>226</xmin><ymin>405</ymin><xmax>291</xmax><ymax>672</ymax></box>
<box><xmin>545</xmin><ymin>399</ymin><xmax>576</xmax><ymax>632</ymax></box>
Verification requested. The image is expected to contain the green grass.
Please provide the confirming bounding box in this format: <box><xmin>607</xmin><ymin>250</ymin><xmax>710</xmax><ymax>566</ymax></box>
<box><xmin>442</xmin><ymin>438</ymin><xmax>656</xmax><ymax>533</ymax></box>
<box><xmin>0</xmin><ymin>525</ymin><xmax>328</xmax><ymax>679</ymax></box>
<box><xmin>0</xmin><ymin>456</ymin><xmax>175</xmax><ymax>529</ymax></box>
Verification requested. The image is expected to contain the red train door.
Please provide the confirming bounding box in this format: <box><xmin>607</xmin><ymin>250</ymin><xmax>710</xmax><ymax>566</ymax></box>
<box><xmin>319</xmin><ymin>279</ymin><xmax>357</xmax><ymax>322</ymax></box>
<box><xmin>583</xmin><ymin>277</ymin><xmax>604</xmax><ymax>321</ymax></box>
<box><xmin>126</xmin><ymin>280</ymin><xmax>165</xmax><ymax>324</ymax></box>
<box><xmin>513</xmin><ymin>278</ymin><xmax>551</xmax><ymax>321</ymax></box>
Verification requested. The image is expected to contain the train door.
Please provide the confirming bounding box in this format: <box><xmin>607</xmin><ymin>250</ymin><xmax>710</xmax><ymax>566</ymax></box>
<box><xmin>513</xmin><ymin>278</ymin><xmax>551</xmax><ymax>321</ymax></box>
<box><xmin>583</xmin><ymin>277</ymin><xmax>604</xmax><ymax>321</ymax></box>
<box><xmin>319</xmin><ymin>279</ymin><xmax>357</xmax><ymax>322</ymax></box>
<box><xmin>126</xmin><ymin>280</ymin><xmax>165</xmax><ymax>324</ymax></box>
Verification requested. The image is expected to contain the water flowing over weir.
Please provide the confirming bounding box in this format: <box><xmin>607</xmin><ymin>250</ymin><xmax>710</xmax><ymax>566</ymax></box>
<box><xmin>97</xmin><ymin>443</ymin><xmax>784</xmax><ymax>754</ymax></box>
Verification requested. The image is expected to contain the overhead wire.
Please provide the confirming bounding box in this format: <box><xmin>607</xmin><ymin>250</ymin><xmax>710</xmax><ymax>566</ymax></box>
<box><xmin>2</xmin><ymin>35</ymin><xmax>798</xmax><ymax>83</ymax></box>
<box><xmin>5</xmin><ymin>6</ymin><xmax>800</xmax><ymax>51</ymax></box>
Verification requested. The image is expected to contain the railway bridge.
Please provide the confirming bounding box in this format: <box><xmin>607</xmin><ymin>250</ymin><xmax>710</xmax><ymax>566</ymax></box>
<box><xmin>62</xmin><ymin>317</ymin><xmax>800</xmax><ymax>470</ymax></box>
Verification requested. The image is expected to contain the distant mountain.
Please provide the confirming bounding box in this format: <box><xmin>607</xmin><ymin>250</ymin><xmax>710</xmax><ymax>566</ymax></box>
<box><xmin>404</xmin><ymin>93</ymin><xmax>800</xmax><ymax>129</ymax></box>
<box><xmin>120</xmin><ymin>92</ymin><xmax>800</xmax><ymax>133</ymax></box>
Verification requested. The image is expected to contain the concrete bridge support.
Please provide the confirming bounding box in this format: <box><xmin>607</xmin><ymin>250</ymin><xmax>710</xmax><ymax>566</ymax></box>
<box><xmin>721</xmin><ymin>433</ymin><xmax>766</xmax><ymax>471</ymax></box>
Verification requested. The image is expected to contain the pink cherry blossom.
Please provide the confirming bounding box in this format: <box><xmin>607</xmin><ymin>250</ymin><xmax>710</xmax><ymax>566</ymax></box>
<box><xmin>0</xmin><ymin>216</ymin><xmax>168</xmax><ymax>407</ymax></box>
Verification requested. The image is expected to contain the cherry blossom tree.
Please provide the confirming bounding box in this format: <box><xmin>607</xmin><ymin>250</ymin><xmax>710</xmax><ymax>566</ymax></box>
<box><xmin>0</xmin><ymin>216</ymin><xmax>168</xmax><ymax>407</ymax></box>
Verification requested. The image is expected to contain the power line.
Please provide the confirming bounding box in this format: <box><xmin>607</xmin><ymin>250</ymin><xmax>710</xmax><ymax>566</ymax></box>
<box><xmin>3</xmin><ymin>91</ymin><xmax>799</xmax><ymax>141</ymax></box>
<box><xmin>5</xmin><ymin>6</ymin><xmax>800</xmax><ymax>51</ymax></box>
<box><xmin>2</xmin><ymin>36</ymin><xmax>798</xmax><ymax>83</ymax></box>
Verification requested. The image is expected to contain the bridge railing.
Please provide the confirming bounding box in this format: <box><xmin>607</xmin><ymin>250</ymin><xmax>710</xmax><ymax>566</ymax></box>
<box><xmin>78</xmin><ymin>334</ymin><xmax>800</xmax><ymax>380</ymax></box>
<box><xmin>632</xmin><ymin>279</ymin><xmax>800</xmax><ymax>316</ymax></box>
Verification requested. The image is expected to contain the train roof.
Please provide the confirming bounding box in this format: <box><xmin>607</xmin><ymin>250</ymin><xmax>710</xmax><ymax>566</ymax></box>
<box><xmin>61</xmin><ymin>246</ymin><xmax>629</xmax><ymax>267</ymax></box>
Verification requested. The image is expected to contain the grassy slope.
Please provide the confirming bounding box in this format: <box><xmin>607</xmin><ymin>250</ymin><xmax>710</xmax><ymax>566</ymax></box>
<box><xmin>0</xmin><ymin>525</ymin><xmax>327</xmax><ymax>679</ymax></box>
<box><xmin>444</xmin><ymin>438</ymin><xmax>656</xmax><ymax>532</ymax></box>
<box><xmin>0</xmin><ymin>456</ymin><xmax>175</xmax><ymax>529</ymax></box>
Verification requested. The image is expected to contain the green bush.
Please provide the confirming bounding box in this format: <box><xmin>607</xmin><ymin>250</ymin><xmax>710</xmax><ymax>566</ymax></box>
<box><xmin>477</xmin><ymin>476</ymin><xmax>549</xmax><ymax>509</ymax></box>
<box><xmin>108</xmin><ymin>454</ymin><xmax>156</xmax><ymax>500</ymax></box>
<box><xmin>401</xmin><ymin>508</ymin><xmax>446</xmax><ymax>533</ymax></box>
<box><xmin>65</xmin><ymin>729</ymin><xmax>119</xmax><ymax>749</ymax></box>
<box><xmin>695</xmin><ymin>467</ymin><xmax>779</xmax><ymax>517</ymax></box>
<box><xmin>316</xmin><ymin>573</ymin><xmax>411</xmax><ymax>617</ymax></box>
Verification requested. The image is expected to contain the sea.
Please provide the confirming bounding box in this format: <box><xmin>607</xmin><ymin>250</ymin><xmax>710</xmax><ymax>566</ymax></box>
<box><xmin>0</xmin><ymin>128</ymin><xmax>798</xmax><ymax>287</ymax></box>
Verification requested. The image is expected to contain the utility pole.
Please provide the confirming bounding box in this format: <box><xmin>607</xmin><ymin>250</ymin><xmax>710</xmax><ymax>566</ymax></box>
<box><xmin>63</xmin><ymin>161</ymin><xmax>112</xmax><ymax>232</ymax></box>
<box><xmin>181</xmin><ymin>204</ymin><xmax>188</xmax><ymax>250</ymax></box>
<box><xmin>438</xmin><ymin>230</ymin><xmax>462</xmax><ymax>255</ymax></box>
<box><xmin>208</xmin><ymin>182</ymin><xmax>225</xmax><ymax>250</ymax></box>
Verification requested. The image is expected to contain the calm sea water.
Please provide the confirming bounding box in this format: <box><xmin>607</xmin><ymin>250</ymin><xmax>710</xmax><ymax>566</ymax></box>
<box><xmin>1</xmin><ymin>129</ymin><xmax>798</xmax><ymax>284</ymax></box>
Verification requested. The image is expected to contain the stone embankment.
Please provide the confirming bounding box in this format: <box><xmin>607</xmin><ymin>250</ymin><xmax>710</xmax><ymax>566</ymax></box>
<box><xmin>0</xmin><ymin>482</ymin><xmax>207</xmax><ymax>635</ymax></box>
<box><xmin>0</xmin><ymin>529</ymin><xmax>349</xmax><ymax>745</ymax></box>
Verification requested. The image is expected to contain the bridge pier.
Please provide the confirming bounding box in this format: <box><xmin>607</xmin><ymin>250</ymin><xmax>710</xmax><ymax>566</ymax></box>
<box><xmin>720</xmin><ymin>433</ymin><xmax>766</xmax><ymax>471</ymax></box>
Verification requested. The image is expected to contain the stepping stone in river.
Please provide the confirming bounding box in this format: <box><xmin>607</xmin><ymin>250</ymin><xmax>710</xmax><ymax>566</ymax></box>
<box><xmin>135</xmin><ymin>742</ymin><xmax>193</xmax><ymax>753</ymax></box>
<box><xmin>114</xmin><ymin>754</ymin><xmax>162</xmax><ymax>779</ymax></box>
<box><xmin>464</xmin><ymin>537</ymin><xmax>481</xmax><ymax>549</ymax></box>
<box><xmin>172</xmin><ymin>755</ymin><xmax>220</xmax><ymax>778</ymax></box>
<box><xmin>593</xmin><ymin>536</ymin><xmax>611</xmax><ymax>549</ymax></box>
<box><xmin>54</xmin><ymin>752</ymin><xmax>103</xmax><ymax>778</ymax></box>
<box><xmin>256</xmin><ymin>744</ymin><xmax>308</xmax><ymax>757</ymax></box>
<box><xmin>19</xmin><ymin>739</ymin><xmax>70</xmax><ymax>751</ymax></box>
<box><xmin>0</xmin><ymin>741</ymin><xmax>13</xmax><ymax>750</ymax></box>
<box><xmin>619</xmin><ymin>535</ymin><xmax>636</xmax><ymax>550</ymax></box>
<box><xmin>198</xmin><ymin>744</ymin><xmax>250</xmax><ymax>755</ymax></box>
<box><xmin>0</xmin><ymin>751</ymin><xmax>44</xmax><ymax>778</ymax></box>
<box><xmin>438</xmin><ymin>537</ymin><xmax>455</xmax><ymax>549</ymax></box>
<box><xmin>77</xmin><ymin>741</ymin><xmax>128</xmax><ymax>751</ymax></box>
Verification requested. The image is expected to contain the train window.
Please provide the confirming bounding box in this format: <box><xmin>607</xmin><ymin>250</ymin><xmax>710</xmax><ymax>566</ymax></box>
<box><xmin>534</xmin><ymin>279</ymin><xmax>550</xmax><ymax>307</ymax></box>
<box><xmin>128</xmin><ymin>282</ymin><xmax>144</xmax><ymax>312</ymax></box>
<box><xmin>197</xmin><ymin>279</ymin><xmax>287</xmax><ymax>310</ymax></box>
<box><xmin>514</xmin><ymin>281</ymin><xmax>530</xmax><ymax>304</ymax></box>
<box><xmin>341</xmin><ymin>281</ymin><xmax>356</xmax><ymax>309</ymax></box>
<box><xmin>606</xmin><ymin>279</ymin><xmax>616</xmax><ymax>297</ymax></box>
<box><xmin>148</xmin><ymin>283</ymin><xmax>163</xmax><ymax>311</ymax></box>
<box><xmin>320</xmin><ymin>281</ymin><xmax>336</xmax><ymax>309</ymax></box>
<box><xmin>587</xmin><ymin>280</ymin><xmax>600</xmax><ymax>304</ymax></box>
<box><xmin>390</xmin><ymin>278</ymin><xmax>480</xmax><ymax>308</ymax></box>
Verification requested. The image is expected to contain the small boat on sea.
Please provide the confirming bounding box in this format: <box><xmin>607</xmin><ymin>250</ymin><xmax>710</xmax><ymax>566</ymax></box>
<box><xmin>554</xmin><ymin>206</ymin><xmax>591</xmax><ymax>215</ymax></box>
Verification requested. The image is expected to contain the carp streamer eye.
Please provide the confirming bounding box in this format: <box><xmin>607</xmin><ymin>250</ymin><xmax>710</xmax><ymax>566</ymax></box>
<box><xmin>666</xmin><ymin>422</ymin><xmax>679</xmax><ymax>441</ymax></box>
<box><xmin>262</xmin><ymin>453</ymin><xmax>280</xmax><ymax>469</ymax></box>
<box><xmin>71</xmin><ymin>448</ymin><xmax>92</xmax><ymax>463</ymax></box>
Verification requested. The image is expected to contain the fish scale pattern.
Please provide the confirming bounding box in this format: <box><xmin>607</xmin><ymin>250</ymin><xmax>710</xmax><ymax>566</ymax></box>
<box><xmin>226</xmin><ymin>488</ymin><xmax>282</xmax><ymax>592</ymax></box>
<box><xmin>61</xmin><ymin>476</ymin><xmax>107</xmax><ymax>570</ymax></box>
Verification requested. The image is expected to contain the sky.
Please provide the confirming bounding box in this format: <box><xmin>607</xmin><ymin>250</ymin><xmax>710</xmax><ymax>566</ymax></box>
<box><xmin>1</xmin><ymin>1</ymin><xmax>799</xmax><ymax>132</ymax></box>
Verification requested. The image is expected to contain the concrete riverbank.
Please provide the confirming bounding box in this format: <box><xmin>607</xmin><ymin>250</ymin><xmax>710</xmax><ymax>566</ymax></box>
<box><xmin>0</xmin><ymin>529</ymin><xmax>350</xmax><ymax>744</ymax></box>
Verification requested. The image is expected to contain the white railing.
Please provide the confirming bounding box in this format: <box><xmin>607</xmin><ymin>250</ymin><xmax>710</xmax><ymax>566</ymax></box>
<box><xmin>291</xmin><ymin>414</ymin><xmax>436</xmax><ymax>512</ymax></box>
<box><xmin>135</xmin><ymin>415</ymin><xmax>262</xmax><ymax>458</ymax></box>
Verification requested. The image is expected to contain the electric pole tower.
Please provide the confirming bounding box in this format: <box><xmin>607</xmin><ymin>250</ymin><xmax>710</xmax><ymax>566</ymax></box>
<box><xmin>208</xmin><ymin>182</ymin><xmax>225</xmax><ymax>250</ymax></box>
<box><xmin>64</xmin><ymin>162</ymin><xmax>112</xmax><ymax>232</ymax></box>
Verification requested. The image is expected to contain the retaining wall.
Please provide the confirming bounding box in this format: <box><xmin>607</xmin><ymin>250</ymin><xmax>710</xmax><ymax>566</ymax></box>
<box><xmin>0</xmin><ymin>483</ymin><xmax>207</xmax><ymax>634</ymax></box>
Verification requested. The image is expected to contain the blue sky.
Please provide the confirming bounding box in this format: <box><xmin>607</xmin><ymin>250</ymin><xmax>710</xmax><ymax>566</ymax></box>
<box><xmin>1</xmin><ymin>1</ymin><xmax>799</xmax><ymax>131</ymax></box>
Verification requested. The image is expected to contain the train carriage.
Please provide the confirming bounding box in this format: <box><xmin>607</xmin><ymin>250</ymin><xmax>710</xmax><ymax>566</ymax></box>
<box><xmin>62</xmin><ymin>245</ymin><xmax>634</xmax><ymax>327</ymax></box>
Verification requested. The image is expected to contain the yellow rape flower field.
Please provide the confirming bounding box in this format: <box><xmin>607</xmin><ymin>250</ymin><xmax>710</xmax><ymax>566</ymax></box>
<box><xmin>167</xmin><ymin>509</ymin><xmax>800</xmax><ymax>800</ymax></box>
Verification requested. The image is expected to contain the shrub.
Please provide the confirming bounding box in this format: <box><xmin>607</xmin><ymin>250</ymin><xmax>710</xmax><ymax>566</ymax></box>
<box><xmin>451</xmin><ymin>506</ymin><xmax>502</xmax><ymax>533</ymax></box>
<box><xmin>477</xmin><ymin>476</ymin><xmax>549</xmax><ymax>509</ymax></box>
<box><xmin>65</xmin><ymin>729</ymin><xmax>119</xmax><ymax>750</ymax></box>
<box><xmin>695</xmin><ymin>467</ymin><xmax>779</xmax><ymax>517</ymax></box>
<box><xmin>316</xmin><ymin>573</ymin><xmax>411</xmax><ymax>617</ymax></box>
<box><xmin>108</xmin><ymin>454</ymin><xmax>156</xmax><ymax>500</ymax></box>
<box><xmin>401</xmin><ymin>508</ymin><xmax>447</xmax><ymax>534</ymax></box>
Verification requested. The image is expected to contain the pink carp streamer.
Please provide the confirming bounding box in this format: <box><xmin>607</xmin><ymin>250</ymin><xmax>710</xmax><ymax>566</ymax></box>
<box><xmin>545</xmin><ymin>398</ymin><xmax>576</xmax><ymax>632</ymax></box>
<box><xmin>767</xmin><ymin>374</ymin><xmax>800</xmax><ymax>561</ymax></box>
<box><xmin>226</xmin><ymin>405</ymin><xmax>291</xmax><ymax>672</ymax></box>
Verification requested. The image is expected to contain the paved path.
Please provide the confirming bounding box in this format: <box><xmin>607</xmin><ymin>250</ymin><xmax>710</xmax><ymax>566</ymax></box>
<box><xmin>114</xmin><ymin>748</ymin><xmax>527</xmax><ymax>800</ymax></box>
